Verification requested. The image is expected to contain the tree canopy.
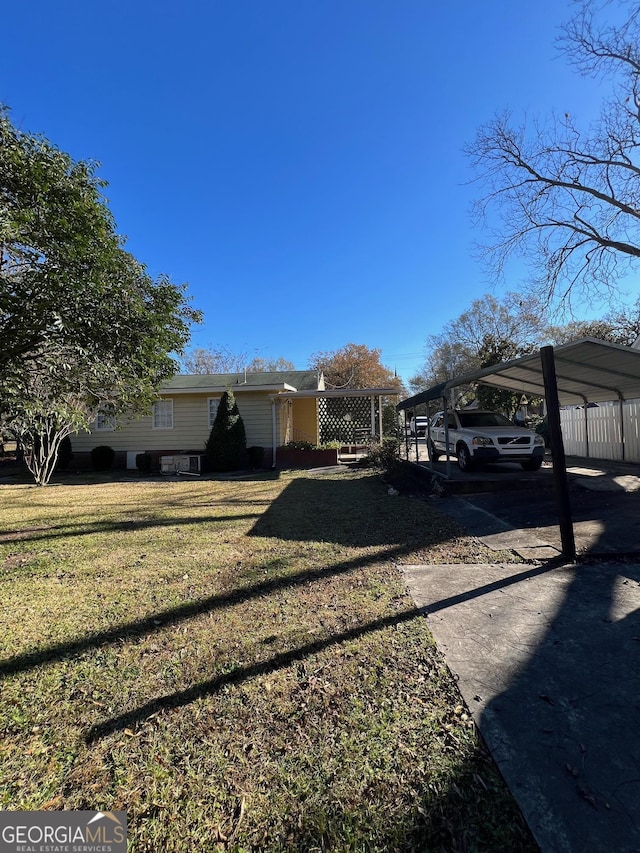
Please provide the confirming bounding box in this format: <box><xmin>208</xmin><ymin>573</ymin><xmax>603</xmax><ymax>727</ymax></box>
<box><xmin>0</xmin><ymin>106</ymin><xmax>201</xmax><ymax>483</ymax></box>
<box><xmin>409</xmin><ymin>292</ymin><xmax>547</xmax><ymax>401</ymax></box>
<box><xmin>180</xmin><ymin>347</ymin><xmax>295</xmax><ymax>374</ymax></box>
<box><xmin>410</xmin><ymin>289</ymin><xmax>640</xmax><ymax>414</ymax></box>
<box><xmin>469</xmin><ymin>0</ymin><xmax>640</xmax><ymax>311</ymax></box>
<box><xmin>309</xmin><ymin>343</ymin><xmax>404</xmax><ymax>391</ymax></box>
<box><xmin>548</xmin><ymin>304</ymin><xmax>640</xmax><ymax>345</ymax></box>
<box><xmin>246</xmin><ymin>355</ymin><xmax>296</xmax><ymax>373</ymax></box>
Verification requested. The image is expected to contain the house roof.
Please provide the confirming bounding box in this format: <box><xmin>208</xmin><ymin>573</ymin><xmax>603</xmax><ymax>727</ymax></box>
<box><xmin>162</xmin><ymin>370</ymin><xmax>322</xmax><ymax>395</ymax></box>
<box><xmin>274</xmin><ymin>388</ymin><xmax>400</xmax><ymax>399</ymax></box>
<box><xmin>398</xmin><ymin>338</ymin><xmax>640</xmax><ymax>410</ymax></box>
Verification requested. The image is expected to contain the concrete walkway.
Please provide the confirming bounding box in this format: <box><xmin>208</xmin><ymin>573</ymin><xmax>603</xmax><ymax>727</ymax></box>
<box><xmin>403</xmin><ymin>560</ymin><xmax>640</xmax><ymax>852</ymax></box>
<box><xmin>401</xmin><ymin>468</ymin><xmax>640</xmax><ymax>852</ymax></box>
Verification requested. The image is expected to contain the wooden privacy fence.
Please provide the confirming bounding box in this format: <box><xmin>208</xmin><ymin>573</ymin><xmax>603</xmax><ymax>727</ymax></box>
<box><xmin>560</xmin><ymin>400</ymin><xmax>640</xmax><ymax>462</ymax></box>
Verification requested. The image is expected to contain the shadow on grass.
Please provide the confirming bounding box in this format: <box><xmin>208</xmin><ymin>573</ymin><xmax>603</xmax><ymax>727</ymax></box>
<box><xmin>1</xmin><ymin>472</ymin><xmax>555</xmax><ymax>682</ymax></box>
<box><xmin>50</xmin><ymin>470</ymin><xmax>282</xmax><ymax>487</ymax></box>
<box><xmin>2</xmin><ymin>471</ymin><xmax>542</xmax><ymax>850</ymax></box>
<box><xmin>85</xmin><ymin>607</ymin><xmax>422</xmax><ymax>741</ymax></box>
<box><xmin>80</xmin><ymin>562</ymin><xmax>558</xmax><ymax>742</ymax></box>
<box><xmin>289</xmin><ymin>741</ymin><xmax>538</xmax><ymax>852</ymax></box>
<box><xmin>248</xmin><ymin>474</ymin><xmax>441</xmax><ymax>548</ymax></box>
<box><xmin>1</xmin><ymin>474</ymin><xmax>447</xmax><ymax>675</ymax></box>
<box><xmin>0</xmin><ymin>545</ymin><xmax>408</xmax><ymax>678</ymax></box>
<box><xmin>0</xmin><ymin>512</ymin><xmax>263</xmax><ymax>545</ymax></box>
<box><xmin>2</xmin><ymin>473</ymin><xmax>390</xmax><ymax>546</ymax></box>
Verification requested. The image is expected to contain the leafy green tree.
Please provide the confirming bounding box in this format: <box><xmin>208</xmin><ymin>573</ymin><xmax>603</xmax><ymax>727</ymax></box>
<box><xmin>0</xmin><ymin>106</ymin><xmax>200</xmax><ymax>484</ymax></box>
<box><xmin>549</xmin><ymin>300</ymin><xmax>640</xmax><ymax>346</ymax></box>
<box><xmin>475</xmin><ymin>335</ymin><xmax>534</xmax><ymax>416</ymax></box>
<box><xmin>205</xmin><ymin>389</ymin><xmax>247</xmax><ymax>471</ymax></box>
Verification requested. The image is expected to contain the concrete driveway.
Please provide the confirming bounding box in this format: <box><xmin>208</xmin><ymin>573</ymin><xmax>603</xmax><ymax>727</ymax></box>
<box><xmin>401</xmin><ymin>452</ymin><xmax>640</xmax><ymax>851</ymax></box>
<box><xmin>403</xmin><ymin>558</ymin><xmax>640</xmax><ymax>853</ymax></box>
<box><xmin>404</xmin><ymin>445</ymin><xmax>640</xmax><ymax>558</ymax></box>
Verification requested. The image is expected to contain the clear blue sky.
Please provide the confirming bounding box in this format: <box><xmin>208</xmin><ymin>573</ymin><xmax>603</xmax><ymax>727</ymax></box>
<box><xmin>0</xmin><ymin>0</ymin><xmax>614</xmax><ymax>383</ymax></box>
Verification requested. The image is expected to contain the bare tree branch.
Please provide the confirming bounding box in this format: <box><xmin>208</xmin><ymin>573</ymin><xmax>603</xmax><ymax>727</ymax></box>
<box><xmin>469</xmin><ymin>1</ymin><xmax>640</xmax><ymax>308</ymax></box>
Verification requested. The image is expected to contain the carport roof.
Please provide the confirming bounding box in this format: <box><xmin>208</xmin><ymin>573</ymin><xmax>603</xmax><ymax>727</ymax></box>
<box><xmin>398</xmin><ymin>337</ymin><xmax>640</xmax><ymax>411</ymax></box>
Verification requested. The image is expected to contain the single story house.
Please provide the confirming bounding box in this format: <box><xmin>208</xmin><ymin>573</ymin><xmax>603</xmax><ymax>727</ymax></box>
<box><xmin>71</xmin><ymin>370</ymin><xmax>399</xmax><ymax>470</ymax></box>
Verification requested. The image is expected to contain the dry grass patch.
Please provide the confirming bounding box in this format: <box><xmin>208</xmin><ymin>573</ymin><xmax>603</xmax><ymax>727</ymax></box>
<box><xmin>0</xmin><ymin>469</ymin><xmax>535</xmax><ymax>851</ymax></box>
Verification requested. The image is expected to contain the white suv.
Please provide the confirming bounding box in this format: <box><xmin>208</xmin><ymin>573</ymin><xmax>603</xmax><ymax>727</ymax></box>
<box><xmin>428</xmin><ymin>410</ymin><xmax>545</xmax><ymax>472</ymax></box>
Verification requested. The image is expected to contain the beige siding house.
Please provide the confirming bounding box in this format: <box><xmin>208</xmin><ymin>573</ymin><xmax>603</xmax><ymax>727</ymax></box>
<box><xmin>72</xmin><ymin>370</ymin><xmax>324</xmax><ymax>469</ymax></box>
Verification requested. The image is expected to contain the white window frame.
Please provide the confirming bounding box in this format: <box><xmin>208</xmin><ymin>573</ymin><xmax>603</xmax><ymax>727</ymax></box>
<box><xmin>152</xmin><ymin>399</ymin><xmax>174</xmax><ymax>430</ymax></box>
<box><xmin>95</xmin><ymin>412</ymin><xmax>116</xmax><ymax>431</ymax></box>
<box><xmin>208</xmin><ymin>397</ymin><xmax>220</xmax><ymax>428</ymax></box>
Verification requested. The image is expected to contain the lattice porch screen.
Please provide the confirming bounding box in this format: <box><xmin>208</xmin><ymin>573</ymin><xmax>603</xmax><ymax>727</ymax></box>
<box><xmin>317</xmin><ymin>396</ymin><xmax>378</xmax><ymax>444</ymax></box>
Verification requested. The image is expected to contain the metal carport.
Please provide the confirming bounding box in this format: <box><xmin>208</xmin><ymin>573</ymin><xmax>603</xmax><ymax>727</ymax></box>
<box><xmin>397</xmin><ymin>338</ymin><xmax>640</xmax><ymax>560</ymax></box>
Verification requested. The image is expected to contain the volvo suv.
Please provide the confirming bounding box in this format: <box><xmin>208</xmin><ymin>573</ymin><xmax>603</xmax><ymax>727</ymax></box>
<box><xmin>428</xmin><ymin>410</ymin><xmax>545</xmax><ymax>472</ymax></box>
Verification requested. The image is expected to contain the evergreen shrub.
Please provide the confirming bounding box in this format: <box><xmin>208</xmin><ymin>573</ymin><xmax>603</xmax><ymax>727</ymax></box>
<box><xmin>205</xmin><ymin>389</ymin><xmax>247</xmax><ymax>471</ymax></box>
<box><xmin>55</xmin><ymin>436</ymin><xmax>73</xmax><ymax>470</ymax></box>
<box><xmin>136</xmin><ymin>452</ymin><xmax>153</xmax><ymax>474</ymax></box>
<box><xmin>91</xmin><ymin>445</ymin><xmax>115</xmax><ymax>470</ymax></box>
<box><xmin>248</xmin><ymin>445</ymin><xmax>265</xmax><ymax>469</ymax></box>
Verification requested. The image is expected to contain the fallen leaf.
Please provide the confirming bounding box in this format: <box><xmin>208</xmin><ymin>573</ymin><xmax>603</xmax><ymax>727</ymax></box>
<box><xmin>577</xmin><ymin>784</ymin><xmax>598</xmax><ymax>809</ymax></box>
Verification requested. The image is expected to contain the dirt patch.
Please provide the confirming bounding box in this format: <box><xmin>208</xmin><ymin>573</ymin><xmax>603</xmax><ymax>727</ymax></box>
<box><xmin>0</xmin><ymin>526</ymin><xmax>55</xmax><ymax>543</ymax></box>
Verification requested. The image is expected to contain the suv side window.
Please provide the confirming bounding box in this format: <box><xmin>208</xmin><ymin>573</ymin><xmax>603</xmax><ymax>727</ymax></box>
<box><xmin>447</xmin><ymin>414</ymin><xmax>456</xmax><ymax>429</ymax></box>
<box><xmin>432</xmin><ymin>415</ymin><xmax>443</xmax><ymax>429</ymax></box>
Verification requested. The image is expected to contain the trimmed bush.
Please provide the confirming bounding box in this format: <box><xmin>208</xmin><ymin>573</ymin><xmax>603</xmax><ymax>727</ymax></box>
<box><xmin>91</xmin><ymin>445</ymin><xmax>115</xmax><ymax>471</ymax></box>
<box><xmin>136</xmin><ymin>452</ymin><xmax>152</xmax><ymax>474</ymax></box>
<box><xmin>205</xmin><ymin>389</ymin><xmax>247</xmax><ymax>472</ymax></box>
<box><xmin>282</xmin><ymin>440</ymin><xmax>314</xmax><ymax>451</ymax></box>
<box><xmin>248</xmin><ymin>445</ymin><xmax>265</xmax><ymax>469</ymax></box>
<box><xmin>362</xmin><ymin>438</ymin><xmax>401</xmax><ymax>473</ymax></box>
<box><xmin>55</xmin><ymin>435</ymin><xmax>73</xmax><ymax>470</ymax></box>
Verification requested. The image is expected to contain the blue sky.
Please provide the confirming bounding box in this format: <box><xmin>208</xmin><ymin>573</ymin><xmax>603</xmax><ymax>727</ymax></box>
<box><xmin>0</xmin><ymin>1</ymin><xmax>620</xmax><ymax>383</ymax></box>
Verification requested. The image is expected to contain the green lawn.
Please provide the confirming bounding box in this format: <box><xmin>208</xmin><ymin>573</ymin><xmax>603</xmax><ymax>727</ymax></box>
<box><xmin>0</xmin><ymin>468</ymin><xmax>536</xmax><ymax>852</ymax></box>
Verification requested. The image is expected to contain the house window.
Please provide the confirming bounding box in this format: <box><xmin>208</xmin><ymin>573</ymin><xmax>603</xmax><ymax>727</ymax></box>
<box><xmin>95</xmin><ymin>412</ymin><xmax>116</xmax><ymax>431</ymax></box>
<box><xmin>153</xmin><ymin>399</ymin><xmax>174</xmax><ymax>429</ymax></box>
<box><xmin>208</xmin><ymin>398</ymin><xmax>220</xmax><ymax>428</ymax></box>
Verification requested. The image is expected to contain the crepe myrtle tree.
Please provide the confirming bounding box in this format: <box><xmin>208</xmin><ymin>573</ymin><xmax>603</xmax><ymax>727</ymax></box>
<box><xmin>2</xmin><ymin>258</ymin><xmax>200</xmax><ymax>486</ymax></box>
<box><xmin>2</xmin><ymin>360</ymin><xmax>86</xmax><ymax>486</ymax></box>
<box><xmin>0</xmin><ymin>106</ymin><xmax>201</xmax><ymax>483</ymax></box>
<box><xmin>469</xmin><ymin>1</ymin><xmax>640</xmax><ymax>312</ymax></box>
<box><xmin>1</xmin><ymin>328</ymin><xmax>191</xmax><ymax>486</ymax></box>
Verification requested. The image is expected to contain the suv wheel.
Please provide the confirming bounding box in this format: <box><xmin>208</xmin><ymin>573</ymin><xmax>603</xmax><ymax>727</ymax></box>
<box><xmin>428</xmin><ymin>440</ymin><xmax>440</xmax><ymax>462</ymax></box>
<box><xmin>456</xmin><ymin>443</ymin><xmax>474</xmax><ymax>472</ymax></box>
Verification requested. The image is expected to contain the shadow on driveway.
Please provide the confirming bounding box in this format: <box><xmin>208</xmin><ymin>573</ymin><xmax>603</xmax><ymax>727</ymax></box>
<box><xmin>404</xmin><ymin>559</ymin><xmax>640</xmax><ymax>852</ymax></box>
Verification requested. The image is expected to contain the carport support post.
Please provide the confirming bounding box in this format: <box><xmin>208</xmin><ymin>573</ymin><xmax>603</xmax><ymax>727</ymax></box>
<box><xmin>443</xmin><ymin>396</ymin><xmax>451</xmax><ymax>479</ymax></box>
<box><xmin>540</xmin><ymin>345</ymin><xmax>576</xmax><ymax>561</ymax></box>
